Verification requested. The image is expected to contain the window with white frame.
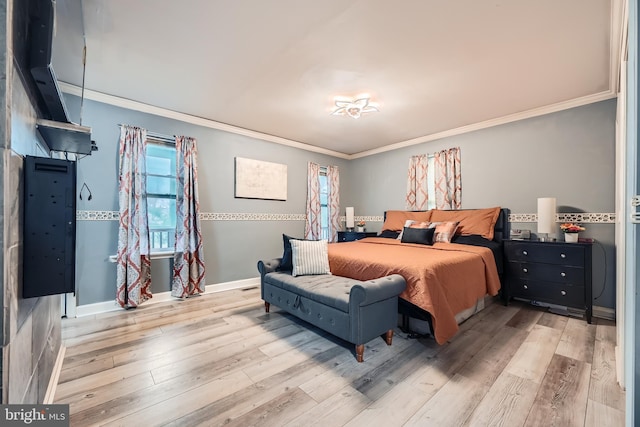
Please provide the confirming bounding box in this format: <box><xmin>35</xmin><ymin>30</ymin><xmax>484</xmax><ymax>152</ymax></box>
<box><xmin>146</xmin><ymin>141</ymin><xmax>176</xmax><ymax>250</ymax></box>
<box><xmin>426</xmin><ymin>155</ymin><xmax>436</xmax><ymax>210</ymax></box>
<box><xmin>319</xmin><ymin>168</ymin><xmax>329</xmax><ymax>240</ymax></box>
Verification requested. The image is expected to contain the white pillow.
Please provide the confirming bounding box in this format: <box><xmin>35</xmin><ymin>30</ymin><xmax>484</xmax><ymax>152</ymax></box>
<box><xmin>291</xmin><ymin>239</ymin><xmax>331</xmax><ymax>277</ymax></box>
<box><xmin>396</xmin><ymin>219</ymin><xmax>415</xmax><ymax>240</ymax></box>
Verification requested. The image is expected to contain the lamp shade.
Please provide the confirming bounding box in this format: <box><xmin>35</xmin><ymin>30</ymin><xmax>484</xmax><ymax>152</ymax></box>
<box><xmin>537</xmin><ymin>197</ymin><xmax>556</xmax><ymax>234</ymax></box>
<box><xmin>346</xmin><ymin>207</ymin><xmax>355</xmax><ymax>228</ymax></box>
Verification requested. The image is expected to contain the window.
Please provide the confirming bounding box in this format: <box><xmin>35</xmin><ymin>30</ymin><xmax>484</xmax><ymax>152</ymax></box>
<box><xmin>319</xmin><ymin>168</ymin><xmax>329</xmax><ymax>240</ymax></box>
<box><xmin>146</xmin><ymin>141</ymin><xmax>176</xmax><ymax>250</ymax></box>
<box><xmin>426</xmin><ymin>155</ymin><xmax>436</xmax><ymax>210</ymax></box>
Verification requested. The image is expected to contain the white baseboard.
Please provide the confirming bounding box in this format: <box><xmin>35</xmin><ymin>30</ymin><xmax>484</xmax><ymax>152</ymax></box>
<box><xmin>593</xmin><ymin>305</ymin><xmax>615</xmax><ymax>321</ymax></box>
<box><xmin>74</xmin><ymin>277</ymin><xmax>261</xmax><ymax>318</ymax></box>
<box><xmin>44</xmin><ymin>345</ymin><xmax>66</xmax><ymax>404</ymax></box>
<box><xmin>209</xmin><ymin>277</ymin><xmax>260</xmax><ymax>293</ymax></box>
<box><xmin>615</xmin><ymin>344</ymin><xmax>625</xmax><ymax>389</ymax></box>
<box><xmin>72</xmin><ymin>281</ymin><xmax>616</xmax><ymax>322</ymax></box>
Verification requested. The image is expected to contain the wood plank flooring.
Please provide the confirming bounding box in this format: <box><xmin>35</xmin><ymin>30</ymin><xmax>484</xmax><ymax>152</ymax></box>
<box><xmin>54</xmin><ymin>288</ymin><xmax>625</xmax><ymax>426</ymax></box>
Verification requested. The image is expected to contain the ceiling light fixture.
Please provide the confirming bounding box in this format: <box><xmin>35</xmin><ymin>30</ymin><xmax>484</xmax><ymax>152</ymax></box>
<box><xmin>331</xmin><ymin>96</ymin><xmax>379</xmax><ymax>119</ymax></box>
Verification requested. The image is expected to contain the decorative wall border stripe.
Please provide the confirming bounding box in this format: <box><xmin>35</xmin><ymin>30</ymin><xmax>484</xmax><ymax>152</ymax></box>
<box><xmin>356</xmin><ymin>216</ymin><xmax>384</xmax><ymax>223</ymax></box>
<box><xmin>199</xmin><ymin>212</ymin><xmax>306</xmax><ymax>221</ymax></box>
<box><xmin>76</xmin><ymin>211</ymin><xmax>308</xmax><ymax>221</ymax></box>
<box><xmin>509</xmin><ymin>213</ymin><xmax>616</xmax><ymax>224</ymax></box>
<box><xmin>77</xmin><ymin>210</ymin><xmax>119</xmax><ymax>221</ymax></box>
<box><xmin>508</xmin><ymin>213</ymin><xmax>537</xmax><ymax>223</ymax></box>
<box><xmin>77</xmin><ymin>210</ymin><xmax>616</xmax><ymax>224</ymax></box>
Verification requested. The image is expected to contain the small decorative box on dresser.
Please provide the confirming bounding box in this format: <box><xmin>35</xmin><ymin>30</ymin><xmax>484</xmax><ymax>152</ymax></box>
<box><xmin>503</xmin><ymin>240</ymin><xmax>593</xmax><ymax>323</ymax></box>
<box><xmin>337</xmin><ymin>231</ymin><xmax>378</xmax><ymax>242</ymax></box>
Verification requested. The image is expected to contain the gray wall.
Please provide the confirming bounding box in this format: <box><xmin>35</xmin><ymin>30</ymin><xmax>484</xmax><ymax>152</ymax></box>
<box><xmin>344</xmin><ymin>100</ymin><xmax>617</xmax><ymax>309</ymax></box>
<box><xmin>1</xmin><ymin>0</ymin><xmax>62</xmax><ymax>403</ymax></box>
<box><xmin>69</xmin><ymin>94</ymin><xmax>617</xmax><ymax>310</ymax></box>
<box><xmin>64</xmin><ymin>95</ymin><xmax>350</xmax><ymax>305</ymax></box>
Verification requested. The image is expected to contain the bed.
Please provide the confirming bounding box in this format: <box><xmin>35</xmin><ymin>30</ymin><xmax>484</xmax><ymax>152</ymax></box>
<box><xmin>327</xmin><ymin>207</ymin><xmax>509</xmax><ymax>344</ymax></box>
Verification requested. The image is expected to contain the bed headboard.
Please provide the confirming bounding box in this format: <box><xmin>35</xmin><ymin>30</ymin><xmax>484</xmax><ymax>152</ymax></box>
<box><xmin>493</xmin><ymin>208</ymin><xmax>510</xmax><ymax>243</ymax></box>
<box><xmin>383</xmin><ymin>208</ymin><xmax>510</xmax><ymax>243</ymax></box>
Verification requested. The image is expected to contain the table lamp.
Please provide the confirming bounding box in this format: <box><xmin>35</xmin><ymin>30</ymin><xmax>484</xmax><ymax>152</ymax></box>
<box><xmin>537</xmin><ymin>197</ymin><xmax>556</xmax><ymax>241</ymax></box>
<box><xmin>346</xmin><ymin>207</ymin><xmax>355</xmax><ymax>231</ymax></box>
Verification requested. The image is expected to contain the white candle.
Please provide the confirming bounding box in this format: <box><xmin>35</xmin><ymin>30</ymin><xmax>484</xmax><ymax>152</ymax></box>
<box><xmin>346</xmin><ymin>207</ymin><xmax>355</xmax><ymax>229</ymax></box>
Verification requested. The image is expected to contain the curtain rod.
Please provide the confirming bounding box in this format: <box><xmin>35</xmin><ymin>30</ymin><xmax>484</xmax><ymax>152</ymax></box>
<box><xmin>117</xmin><ymin>124</ymin><xmax>175</xmax><ymax>145</ymax></box>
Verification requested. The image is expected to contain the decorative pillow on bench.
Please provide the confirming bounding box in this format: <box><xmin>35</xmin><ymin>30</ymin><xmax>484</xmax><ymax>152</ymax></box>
<box><xmin>290</xmin><ymin>239</ymin><xmax>331</xmax><ymax>277</ymax></box>
<box><xmin>278</xmin><ymin>234</ymin><xmax>309</xmax><ymax>271</ymax></box>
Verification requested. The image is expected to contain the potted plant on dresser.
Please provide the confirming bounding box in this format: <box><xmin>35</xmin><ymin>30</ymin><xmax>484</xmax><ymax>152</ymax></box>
<box><xmin>560</xmin><ymin>223</ymin><xmax>585</xmax><ymax>243</ymax></box>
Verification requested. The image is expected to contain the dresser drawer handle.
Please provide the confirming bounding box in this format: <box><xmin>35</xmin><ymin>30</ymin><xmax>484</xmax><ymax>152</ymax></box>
<box><xmin>522</xmin><ymin>268</ymin><xmax>528</xmax><ymax>273</ymax></box>
<box><xmin>560</xmin><ymin>253</ymin><xmax>566</xmax><ymax>258</ymax></box>
<box><xmin>561</xmin><ymin>290</ymin><xmax>567</xmax><ymax>296</ymax></box>
<box><xmin>561</xmin><ymin>272</ymin><xmax>566</xmax><ymax>277</ymax></box>
<box><xmin>523</xmin><ymin>284</ymin><xmax>528</xmax><ymax>289</ymax></box>
<box><xmin>522</xmin><ymin>250</ymin><xmax>528</xmax><ymax>256</ymax></box>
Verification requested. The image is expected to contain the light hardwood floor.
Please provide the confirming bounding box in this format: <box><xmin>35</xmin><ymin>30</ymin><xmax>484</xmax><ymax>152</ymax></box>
<box><xmin>54</xmin><ymin>287</ymin><xmax>625</xmax><ymax>426</ymax></box>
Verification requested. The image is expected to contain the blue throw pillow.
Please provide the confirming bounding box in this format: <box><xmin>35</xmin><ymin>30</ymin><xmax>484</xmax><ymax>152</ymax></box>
<box><xmin>278</xmin><ymin>234</ymin><xmax>305</xmax><ymax>271</ymax></box>
<box><xmin>378</xmin><ymin>230</ymin><xmax>400</xmax><ymax>239</ymax></box>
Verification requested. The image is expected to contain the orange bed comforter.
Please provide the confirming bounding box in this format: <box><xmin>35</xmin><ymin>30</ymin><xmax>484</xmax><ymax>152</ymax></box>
<box><xmin>328</xmin><ymin>237</ymin><xmax>501</xmax><ymax>344</ymax></box>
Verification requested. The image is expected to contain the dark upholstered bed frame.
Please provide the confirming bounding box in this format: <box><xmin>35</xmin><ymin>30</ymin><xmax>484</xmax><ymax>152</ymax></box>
<box><xmin>382</xmin><ymin>208</ymin><xmax>510</xmax><ymax>241</ymax></box>
<box><xmin>382</xmin><ymin>208</ymin><xmax>510</xmax><ymax>338</ymax></box>
<box><xmin>490</xmin><ymin>208</ymin><xmax>510</xmax><ymax>244</ymax></box>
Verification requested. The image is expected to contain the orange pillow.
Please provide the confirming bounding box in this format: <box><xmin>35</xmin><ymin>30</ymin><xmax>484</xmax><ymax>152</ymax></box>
<box><xmin>429</xmin><ymin>221</ymin><xmax>459</xmax><ymax>243</ymax></box>
<box><xmin>429</xmin><ymin>207</ymin><xmax>501</xmax><ymax>240</ymax></box>
<box><xmin>381</xmin><ymin>210</ymin><xmax>432</xmax><ymax>232</ymax></box>
<box><xmin>409</xmin><ymin>221</ymin><xmax>431</xmax><ymax>229</ymax></box>
<box><xmin>397</xmin><ymin>220</ymin><xmax>430</xmax><ymax>240</ymax></box>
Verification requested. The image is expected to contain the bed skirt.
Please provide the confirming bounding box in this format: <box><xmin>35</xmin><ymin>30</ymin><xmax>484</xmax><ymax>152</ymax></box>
<box><xmin>398</xmin><ymin>294</ymin><xmax>496</xmax><ymax>337</ymax></box>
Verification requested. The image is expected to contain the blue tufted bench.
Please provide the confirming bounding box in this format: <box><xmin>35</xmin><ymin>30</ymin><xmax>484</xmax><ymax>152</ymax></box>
<box><xmin>257</xmin><ymin>258</ymin><xmax>406</xmax><ymax>362</ymax></box>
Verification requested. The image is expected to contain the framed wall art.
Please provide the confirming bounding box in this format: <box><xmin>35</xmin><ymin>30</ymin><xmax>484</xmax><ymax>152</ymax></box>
<box><xmin>234</xmin><ymin>157</ymin><xmax>287</xmax><ymax>201</ymax></box>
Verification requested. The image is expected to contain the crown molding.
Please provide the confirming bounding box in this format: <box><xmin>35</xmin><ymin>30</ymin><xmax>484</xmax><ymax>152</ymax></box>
<box><xmin>350</xmin><ymin>90</ymin><xmax>617</xmax><ymax>159</ymax></box>
<box><xmin>58</xmin><ymin>82</ymin><xmax>351</xmax><ymax>160</ymax></box>
<box><xmin>60</xmin><ymin>83</ymin><xmax>616</xmax><ymax>161</ymax></box>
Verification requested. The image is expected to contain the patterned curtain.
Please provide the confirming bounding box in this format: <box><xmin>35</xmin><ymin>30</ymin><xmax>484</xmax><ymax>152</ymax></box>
<box><xmin>304</xmin><ymin>162</ymin><xmax>322</xmax><ymax>239</ymax></box>
<box><xmin>116</xmin><ymin>125</ymin><xmax>152</xmax><ymax>308</ymax></box>
<box><xmin>405</xmin><ymin>154</ymin><xmax>429</xmax><ymax>210</ymax></box>
<box><xmin>172</xmin><ymin>136</ymin><xmax>206</xmax><ymax>298</ymax></box>
<box><xmin>326</xmin><ymin>165</ymin><xmax>340</xmax><ymax>243</ymax></box>
<box><xmin>434</xmin><ymin>147</ymin><xmax>462</xmax><ymax>209</ymax></box>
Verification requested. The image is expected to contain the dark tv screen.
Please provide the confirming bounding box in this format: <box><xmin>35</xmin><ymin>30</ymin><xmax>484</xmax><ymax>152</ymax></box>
<box><xmin>12</xmin><ymin>0</ymin><xmax>67</xmax><ymax>122</ymax></box>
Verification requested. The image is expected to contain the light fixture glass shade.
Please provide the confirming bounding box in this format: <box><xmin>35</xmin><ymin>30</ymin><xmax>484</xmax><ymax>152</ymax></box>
<box><xmin>537</xmin><ymin>197</ymin><xmax>556</xmax><ymax>234</ymax></box>
<box><xmin>346</xmin><ymin>207</ymin><xmax>355</xmax><ymax>229</ymax></box>
<box><xmin>332</xmin><ymin>96</ymin><xmax>379</xmax><ymax>119</ymax></box>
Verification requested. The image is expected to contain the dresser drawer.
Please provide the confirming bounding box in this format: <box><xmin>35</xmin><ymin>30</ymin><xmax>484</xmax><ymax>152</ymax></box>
<box><xmin>504</xmin><ymin>242</ymin><xmax>585</xmax><ymax>266</ymax></box>
<box><xmin>507</xmin><ymin>279</ymin><xmax>585</xmax><ymax>308</ymax></box>
<box><xmin>503</xmin><ymin>240</ymin><xmax>593</xmax><ymax>323</ymax></box>
<box><xmin>506</xmin><ymin>261</ymin><xmax>585</xmax><ymax>285</ymax></box>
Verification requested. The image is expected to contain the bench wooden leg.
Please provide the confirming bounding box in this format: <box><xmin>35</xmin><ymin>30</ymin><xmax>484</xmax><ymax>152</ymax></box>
<box><xmin>355</xmin><ymin>344</ymin><xmax>364</xmax><ymax>363</ymax></box>
<box><xmin>265</xmin><ymin>302</ymin><xmax>270</xmax><ymax>313</ymax></box>
<box><xmin>385</xmin><ymin>329</ymin><xmax>394</xmax><ymax>345</ymax></box>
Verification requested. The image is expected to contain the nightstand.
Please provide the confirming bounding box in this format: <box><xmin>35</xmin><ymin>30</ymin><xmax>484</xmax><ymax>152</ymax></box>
<box><xmin>337</xmin><ymin>231</ymin><xmax>378</xmax><ymax>242</ymax></box>
<box><xmin>503</xmin><ymin>240</ymin><xmax>593</xmax><ymax>323</ymax></box>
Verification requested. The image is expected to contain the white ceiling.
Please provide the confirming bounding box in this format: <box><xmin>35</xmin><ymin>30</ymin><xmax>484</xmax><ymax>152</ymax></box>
<box><xmin>52</xmin><ymin>0</ymin><xmax>622</xmax><ymax>157</ymax></box>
